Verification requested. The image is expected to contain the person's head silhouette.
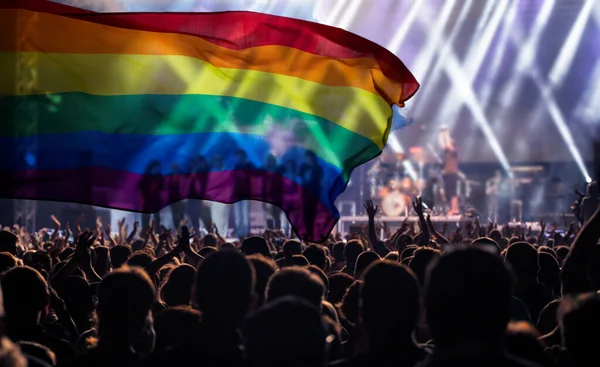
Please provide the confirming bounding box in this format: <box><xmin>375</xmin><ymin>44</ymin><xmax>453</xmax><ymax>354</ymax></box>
<box><xmin>161</xmin><ymin>264</ymin><xmax>196</xmax><ymax>307</ymax></box>
<box><xmin>0</xmin><ymin>231</ymin><xmax>18</xmax><ymax>256</ymax></box>
<box><xmin>96</xmin><ymin>267</ymin><xmax>156</xmax><ymax>350</ymax></box>
<box><xmin>247</xmin><ymin>255</ymin><xmax>278</xmax><ymax>306</ymax></box>
<box><xmin>344</xmin><ymin>240</ymin><xmax>364</xmax><ymax>273</ymax></box>
<box><xmin>408</xmin><ymin>247</ymin><xmax>440</xmax><ymax>285</ymax></box>
<box><xmin>303</xmin><ymin>244</ymin><xmax>328</xmax><ymax>271</ymax></box>
<box><xmin>1</xmin><ymin>266</ymin><xmax>49</xmax><ymax>325</ymax></box>
<box><xmin>244</xmin><ymin>296</ymin><xmax>330</xmax><ymax>367</ymax></box>
<box><xmin>194</xmin><ymin>251</ymin><xmax>255</xmax><ymax>328</ymax></box>
<box><xmin>361</xmin><ymin>260</ymin><xmax>421</xmax><ymax>342</ymax></box>
<box><xmin>241</xmin><ymin>237</ymin><xmax>271</xmax><ymax>258</ymax></box>
<box><xmin>425</xmin><ymin>248</ymin><xmax>512</xmax><ymax>348</ymax></box>
<box><xmin>266</xmin><ymin>267</ymin><xmax>325</xmax><ymax>309</ymax></box>
<box><xmin>505</xmin><ymin>242</ymin><xmax>538</xmax><ymax>280</ymax></box>
<box><xmin>353</xmin><ymin>251</ymin><xmax>380</xmax><ymax>279</ymax></box>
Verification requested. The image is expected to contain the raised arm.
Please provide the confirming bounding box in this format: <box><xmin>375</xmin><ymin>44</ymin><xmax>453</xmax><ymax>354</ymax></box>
<box><xmin>561</xmin><ymin>205</ymin><xmax>600</xmax><ymax>295</ymax></box>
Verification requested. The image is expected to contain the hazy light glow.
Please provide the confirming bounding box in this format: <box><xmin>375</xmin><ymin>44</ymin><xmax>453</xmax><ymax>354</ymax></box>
<box><xmin>336</xmin><ymin>0</ymin><xmax>362</xmax><ymax>29</ymax></box>
<box><xmin>427</xmin><ymin>0</ymin><xmax>513</xmax><ymax>176</ymax></box>
<box><xmin>533</xmin><ymin>71</ymin><xmax>592</xmax><ymax>182</ymax></box>
<box><xmin>464</xmin><ymin>0</ymin><xmax>510</xmax><ymax>77</ymax></box>
<box><xmin>324</xmin><ymin>0</ymin><xmax>346</xmax><ymax>25</ymax></box>
<box><xmin>499</xmin><ymin>0</ymin><xmax>555</xmax><ymax>106</ymax></box>
<box><xmin>549</xmin><ymin>0</ymin><xmax>594</xmax><ymax>86</ymax></box>
<box><xmin>411</xmin><ymin>0</ymin><xmax>473</xmax><ymax>114</ymax></box>
<box><xmin>411</xmin><ymin>0</ymin><xmax>457</xmax><ymax>80</ymax></box>
<box><xmin>480</xmin><ymin>0</ymin><xmax>518</xmax><ymax>108</ymax></box>
<box><xmin>386</xmin><ymin>0</ymin><xmax>425</xmax><ymax>54</ymax></box>
<box><xmin>502</xmin><ymin>6</ymin><xmax>592</xmax><ymax>182</ymax></box>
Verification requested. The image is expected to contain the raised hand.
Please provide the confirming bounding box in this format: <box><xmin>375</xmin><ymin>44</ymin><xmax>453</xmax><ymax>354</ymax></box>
<box><xmin>51</xmin><ymin>214</ymin><xmax>61</xmax><ymax>229</ymax></box>
<box><xmin>426</xmin><ymin>214</ymin><xmax>436</xmax><ymax>231</ymax></box>
<box><xmin>412</xmin><ymin>196</ymin><xmax>424</xmax><ymax>217</ymax></box>
<box><xmin>364</xmin><ymin>199</ymin><xmax>378</xmax><ymax>218</ymax></box>
<box><xmin>76</xmin><ymin>231</ymin><xmax>96</xmax><ymax>250</ymax></box>
<box><xmin>400</xmin><ymin>217</ymin><xmax>410</xmax><ymax>233</ymax></box>
<box><xmin>540</xmin><ymin>218</ymin><xmax>546</xmax><ymax>234</ymax></box>
<box><xmin>175</xmin><ymin>226</ymin><xmax>192</xmax><ymax>254</ymax></box>
<box><xmin>147</xmin><ymin>220</ymin><xmax>155</xmax><ymax>236</ymax></box>
<box><xmin>75</xmin><ymin>231</ymin><xmax>96</xmax><ymax>269</ymax></box>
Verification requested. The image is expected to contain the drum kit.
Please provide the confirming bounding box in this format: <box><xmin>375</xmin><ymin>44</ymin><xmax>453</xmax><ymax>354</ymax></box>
<box><xmin>368</xmin><ymin>152</ymin><xmax>419</xmax><ymax>217</ymax></box>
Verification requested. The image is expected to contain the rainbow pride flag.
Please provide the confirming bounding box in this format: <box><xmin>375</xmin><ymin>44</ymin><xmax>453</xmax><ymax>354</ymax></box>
<box><xmin>0</xmin><ymin>0</ymin><xmax>418</xmax><ymax>241</ymax></box>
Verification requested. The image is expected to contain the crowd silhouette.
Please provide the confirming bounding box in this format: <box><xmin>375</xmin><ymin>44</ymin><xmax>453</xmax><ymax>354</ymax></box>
<box><xmin>0</xmin><ymin>181</ymin><xmax>599</xmax><ymax>367</ymax></box>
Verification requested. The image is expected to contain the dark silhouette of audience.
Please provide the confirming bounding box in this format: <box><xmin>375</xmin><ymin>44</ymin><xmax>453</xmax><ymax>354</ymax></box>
<box><xmin>0</xmin><ymin>196</ymin><xmax>598</xmax><ymax>367</ymax></box>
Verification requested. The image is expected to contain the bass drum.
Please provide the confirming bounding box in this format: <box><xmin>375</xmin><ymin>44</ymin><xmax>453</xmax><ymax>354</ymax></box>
<box><xmin>381</xmin><ymin>190</ymin><xmax>410</xmax><ymax>217</ymax></box>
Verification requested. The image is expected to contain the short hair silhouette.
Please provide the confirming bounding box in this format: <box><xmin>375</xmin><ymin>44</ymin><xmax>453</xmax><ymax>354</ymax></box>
<box><xmin>194</xmin><ymin>250</ymin><xmax>255</xmax><ymax>326</ymax></box>
<box><xmin>153</xmin><ymin>306</ymin><xmax>202</xmax><ymax>353</ymax></box>
<box><xmin>0</xmin><ymin>231</ymin><xmax>17</xmax><ymax>256</ymax></box>
<box><xmin>470</xmin><ymin>237</ymin><xmax>501</xmax><ymax>254</ymax></box>
<box><xmin>97</xmin><ymin>267</ymin><xmax>156</xmax><ymax>345</ymax></box>
<box><xmin>244</xmin><ymin>296</ymin><xmax>329</xmax><ymax>367</ymax></box>
<box><xmin>408</xmin><ymin>247</ymin><xmax>441</xmax><ymax>285</ymax></box>
<box><xmin>241</xmin><ymin>236</ymin><xmax>271</xmax><ymax>258</ymax></box>
<box><xmin>332</xmin><ymin>242</ymin><xmax>345</xmax><ymax>263</ymax></box>
<box><xmin>303</xmin><ymin>244</ymin><xmax>327</xmax><ymax>270</ymax></box>
<box><xmin>282</xmin><ymin>240</ymin><xmax>302</xmax><ymax>256</ymax></box>
<box><xmin>353</xmin><ymin>251</ymin><xmax>380</xmax><ymax>279</ymax></box>
<box><xmin>505</xmin><ymin>242</ymin><xmax>538</xmax><ymax>278</ymax></box>
<box><xmin>0</xmin><ymin>252</ymin><xmax>18</xmax><ymax>274</ymax></box>
<box><xmin>291</xmin><ymin>255</ymin><xmax>309</xmax><ymax>267</ymax></box>
<box><xmin>110</xmin><ymin>245</ymin><xmax>132</xmax><ymax>269</ymax></box>
<box><xmin>247</xmin><ymin>254</ymin><xmax>278</xmax><ymax>306</ymax></box>
<box><xmin>198</xmin><ymin>246</ymin><xmax>218</xmax><ymax>258</ymax></box>
<box><xmin>1</xmin><ymin>266</ymin><xmax>49</xmax><ymax>321</ymax></box>
<box><xmin>307</xmin><ymin>265</ymin><xmax>329</xmax><ymax>295</ymax></box>
<box><xmin>361</xmin><ymin>260</ymin><xmax>421</xmax><ymax>334</ymax></box>
<box><xmin>202</xmin><ymin>234</ymin><xmax>218</xmax><ymax>248</ymax></box>
<box><xmin>425</xmin><ymin>248</ymin><xmax>512</xmax><ymax>346</ymax></box>
<box><xmin>266</xmin><ymin>267</ymin><xmax>325</xmax><ymax>309</ymax></box>
<box><xmin>384</xmin><ymin>251</ymin><xmax>399</xmax><ymax>262</ymax></box>
<box><xmin>344</xmin><ymin>240</ymin><xmax>364</xmax><ymax>266</ymax></box>
<box><xmin>127</xmin><ymin>252</ymin><xmax>154</xmax><ymax>268</ymax></box>
<box><xmin>327</xmin><ymin>273</ymin><xmax>354</xmax><ymax>305</ymax></box>
<box><xmin>161</xmin><ymin>264</ymin><xmax>196</xmax><ymax>307</ymax></box>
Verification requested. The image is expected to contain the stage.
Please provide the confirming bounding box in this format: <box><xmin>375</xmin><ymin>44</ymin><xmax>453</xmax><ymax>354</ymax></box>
<box><xmin>336</xmin><ymin>215</ymin><xmax>545</xmax><ymax>236</ymax></box>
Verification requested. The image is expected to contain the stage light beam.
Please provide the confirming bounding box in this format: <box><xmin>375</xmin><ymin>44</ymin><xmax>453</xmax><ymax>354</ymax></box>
<box><xmin>337</xmin><ymin>0</ymin><xmax>362</xmax><ymax>29</ymax></box>
<box><xmin>498</xmin><ymin>0</ymin><xmax>556</xmax><ymax>106</ymax></box>
<box><xmin>386</xmin><ymin>0</ymin><xmax>425</xmax><ymax>54</ymax></box>
<box><xmin>410</xmin><ymin>0</ymin><xmax>457</xmax><ymax>80</ymax></box>
<box><xmin>503</xmin><ymin>6</ymin><xmax>592</xmax><ymax>183</ymax></box>
<box><xmin>549</xmin><ymin>0</ymin><xmax>594</xmax><ymax>87</ymax></box>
